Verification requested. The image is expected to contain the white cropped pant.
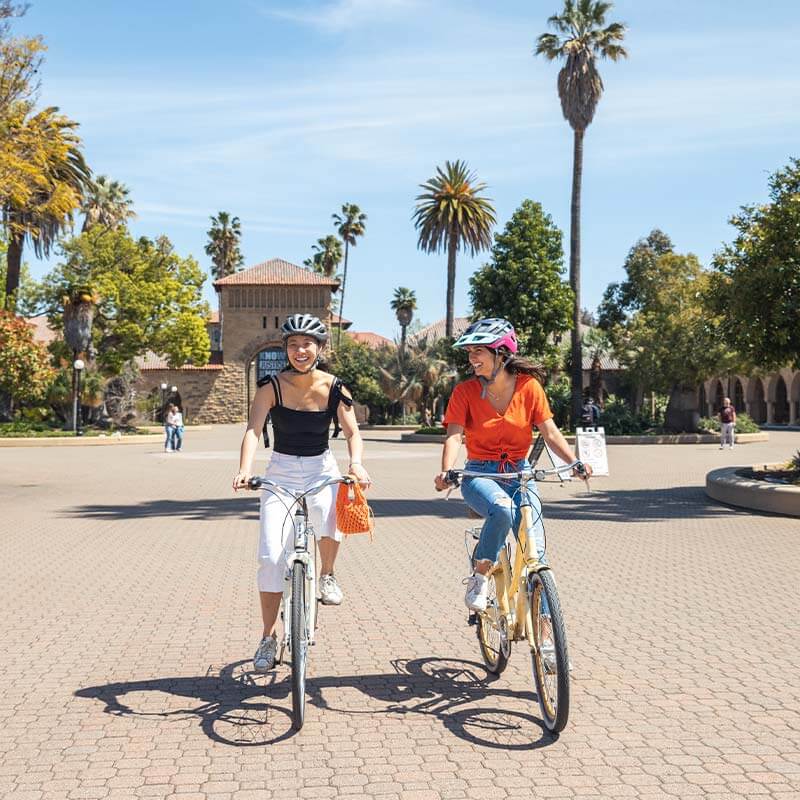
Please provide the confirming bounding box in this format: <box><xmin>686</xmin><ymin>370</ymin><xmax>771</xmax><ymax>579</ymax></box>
<box><xmin>257</xmin><ymin>450</ymin><xmax>342</xmax><ymax>592</ymax></box>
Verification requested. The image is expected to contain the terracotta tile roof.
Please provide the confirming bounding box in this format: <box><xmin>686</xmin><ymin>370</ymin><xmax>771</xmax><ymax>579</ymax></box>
<box><xmin>25</xmin><ymin>314</ymin><xmax>59</xmax><ymax>345</ymax></box>
<box><xmin>582</xmin><ymin>353</ymin><xmax>620</xmax><ymax>371</ymax></box>
<box><xmin>347</xmin><ymin>331</ymin><xmax>394</xmax><ymax>350</ymax></box>
<box><xmin>214</xmin><ymin>258</ymin><xmax>340</xmax><ymax>287</ymax></box>
<box><xmin>330</xmin><ymin>312</ymin><xmax>352</xmax><ymax>329</ymax></box>
<box><xmin>136</xmin><ymin>351</ymin><xmax>224</xmax><ymax>371</ymax></box>
<box><xmin>408</xmin><ymin>317</ymin><xmax>471</xmax><ymax>345</ymax></box>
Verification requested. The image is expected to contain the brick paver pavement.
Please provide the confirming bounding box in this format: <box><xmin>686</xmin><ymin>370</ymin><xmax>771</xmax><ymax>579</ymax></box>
<box><xmin>1</xmin><ymin>426</ymin><xmax>799</xmax><ymax>800</ymax></box>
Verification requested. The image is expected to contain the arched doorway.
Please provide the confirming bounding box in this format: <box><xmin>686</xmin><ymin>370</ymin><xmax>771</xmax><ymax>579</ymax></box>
<box><xmin>791</xmin><ymin>373</ymin><xmax>800</xmax><ymax>425</ymax></box>
<box><xmin>246</xmin><ymin>346</ymin><xmax>288</xmax><ymax>410</ymax></box>
<box><xmin>774</xmin><ymin>376</ymin><xmax>789</xmax><ymax>424</ymax></box>
<box><xmin>734</xmin><ymin>379</ymin><xmax>744</xmax><ymax>412</ymax></box>
<box><xmin>749</xmin><ymin>378</ymin><xmax>767</xmax><ymax>424</ymax></box>
<box><xmin>698</xmin><ymin>384</ymin><xmax>707</xmax><ymax>417</ymax></box>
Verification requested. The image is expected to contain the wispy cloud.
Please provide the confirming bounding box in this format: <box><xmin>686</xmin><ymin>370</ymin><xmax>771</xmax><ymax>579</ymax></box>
<box><xmin>261</xmin><ymin>0</ymin><xmax>421</xmax><ymax>32</ymax></box>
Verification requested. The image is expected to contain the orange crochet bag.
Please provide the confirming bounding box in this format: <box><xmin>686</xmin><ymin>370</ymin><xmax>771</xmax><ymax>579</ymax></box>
<box><xmin>336</xmin><ymin>480</ymin><xmax>374</xmax><ymax>539</ymax></box>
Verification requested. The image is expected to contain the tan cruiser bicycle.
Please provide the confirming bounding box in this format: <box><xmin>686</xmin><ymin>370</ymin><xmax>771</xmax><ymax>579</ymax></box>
<box><xmin>444</xmin><ymin>461</ymin><xmax>586</xmax><ymax>734</ymax></box>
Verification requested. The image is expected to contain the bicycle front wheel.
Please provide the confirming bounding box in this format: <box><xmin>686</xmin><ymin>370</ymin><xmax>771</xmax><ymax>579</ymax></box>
<box><xmin>528</xmin><ymin>568</ymin><xmax>570</xmax><ymax>734</ymax></box>
<box><xmin>472</xmin><ymin>546</ymin><xmax>509</xmax><ymax>674</ymax></box>
<box><xmin>290</xmin><ymin>561</ymin><xmax>308</xmax><ymax>730</ymax></box>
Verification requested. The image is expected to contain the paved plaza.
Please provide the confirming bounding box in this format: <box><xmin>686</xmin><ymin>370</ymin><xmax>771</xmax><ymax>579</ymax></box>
<box><xmin>1</xmin><ymin>426</ymin><xmax>799</xmax><ymax>800</ymax></box>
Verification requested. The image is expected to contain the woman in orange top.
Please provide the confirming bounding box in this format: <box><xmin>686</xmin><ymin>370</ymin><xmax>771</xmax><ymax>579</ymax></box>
<box><xmin>434</xmin><ymin>318</ymin><xmax>590</xmax><ymax>612</ymax></box>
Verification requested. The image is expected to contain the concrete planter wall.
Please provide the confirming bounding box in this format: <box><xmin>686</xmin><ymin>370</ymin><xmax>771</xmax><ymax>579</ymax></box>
<box><xmin>401</xmin><ymin>432</ymin><xmax>770</xmax><ymax>445</ymax></box>
<box><xmin>706</xmin><ymin>467</ymin><xmax>800</xmax><ymax>517</ymax></box>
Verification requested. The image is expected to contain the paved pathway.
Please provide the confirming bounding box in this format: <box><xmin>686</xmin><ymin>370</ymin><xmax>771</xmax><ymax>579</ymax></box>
<box><xmin>1</xmin><ymin>427</ymin><xmax>799</xmax><ymax>800</ymax></box>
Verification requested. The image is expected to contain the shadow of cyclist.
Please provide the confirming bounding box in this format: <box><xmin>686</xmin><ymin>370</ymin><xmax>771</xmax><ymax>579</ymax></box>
<box><xmin>75</xmin><ymin>656</ymin><xmax>554</xmax><ymax>750</ymax></box>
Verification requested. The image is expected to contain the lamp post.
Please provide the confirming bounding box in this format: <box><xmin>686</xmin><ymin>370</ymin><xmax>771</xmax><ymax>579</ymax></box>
<box><xmin>160</xmin><ymin>382</ymin><xmax>168</xmax><ymax>421</ymax></box>
<box><xmin>73</xmin><ymin>359</ymin><xmax>85</xmax><ymax>435</ymax></box>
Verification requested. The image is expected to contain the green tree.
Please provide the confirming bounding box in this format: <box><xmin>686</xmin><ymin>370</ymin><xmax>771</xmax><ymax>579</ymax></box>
<box><xmin>41</xmin><ymin>227</ymin><xmax>211</xmax><ymax>374</ymax></box>
<box><xmin>469</xmin><ymin>199</ymin><xmax>572</xmax><ymax>367</ymax></box>
<box><xmin>709</xmin><ymin>158</ymin><xmax>800</xmax><ymax>370</ymax></box>
<box><xmin>1</xmin><ymin>105</ymin><xmax>91</xmax><ymax>310</ymax></box>
<box><xmin>332</xmin><ymin>203</ymin><xmax>366</xmax><ymax>347</ymax></box>
<box><xmin>0</xmin><ymin>309</ymin><xmax>54</xmax><ymax>419</ymax></box>
<box><xmin>0</xmin><ymin>238</ymin><xmax>40</xmax><ymax>315</ymax></box>
<box><xmin>390</xmin><ymin>286</ymin><xmax>417</xmax><ymax>359</ymax></box>
<box><xmin>81</xmin><ymin>175</ymin><xmax>136</xmax><ymax>232</ymax></box>
<box><xmin>205</xmin><ymin>211</ymin><xmax>244</xmax><ymax>281</ymax></box>
<box><xmin>414</xmin><ymin>160</ymin><xmax>496</xmax><ymax>339</ymax></box>
<box><xmin>599</xmin><ymin>234</ymin><xmax>734</xmax><ymax>431</ymax></box>
<box><xmin>0</xmin><ymin>2</ymin><xmax>44</xmax><ymax>117</ymax></box>
<box><xmin>327</xmin><ymin>333</ymin><xmax>388</xmax><ymax>414</ymax></box>
<box><xmin>536</xmin><ymin>0</ymin><xmax>627</xmax><ymax>423</ymax></box>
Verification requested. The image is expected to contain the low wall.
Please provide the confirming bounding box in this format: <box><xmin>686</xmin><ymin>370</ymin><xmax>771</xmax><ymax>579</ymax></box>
<box><xmin>706</xmin><ymin>467</ymin><xmax>800</xmax><ymax>517</ymax></box>
<box><xmin>401</xmin><ymin>432</ymin><xmax>770</xmax><ymax>445</ymax></box>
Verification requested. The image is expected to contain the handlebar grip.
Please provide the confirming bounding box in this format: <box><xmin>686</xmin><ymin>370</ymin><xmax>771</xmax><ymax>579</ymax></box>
<box><xmin>573</xmin><ymin>461</ymin><xmax>586</xmax><ymax>476</ymax></box>
<box><xmin>247</xmin><ymin>477</ymin><xmax>263</xmax><ymax>489</ymax></box>
<box><xmin>445</xmin><ymin>469</ymin><xmax>461</xmax><ymax>488</ymax></box>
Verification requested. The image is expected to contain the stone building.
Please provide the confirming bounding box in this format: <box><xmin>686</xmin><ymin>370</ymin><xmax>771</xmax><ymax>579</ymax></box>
<box><xmin>136</xmin><ymin>258</ymin><xmax>339</xmax><ymax>423</ymax></box>
<box><xmin>698</xmin><ymin>369</ymin><xmax>800</xmax><ymax>425</ymax></box>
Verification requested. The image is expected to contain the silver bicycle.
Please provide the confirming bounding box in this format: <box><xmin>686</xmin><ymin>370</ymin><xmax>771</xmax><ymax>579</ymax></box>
<box><xmin>247</xmin><ymin>474</ymin><xmax>354</xmax><ymax>730</ymax></box>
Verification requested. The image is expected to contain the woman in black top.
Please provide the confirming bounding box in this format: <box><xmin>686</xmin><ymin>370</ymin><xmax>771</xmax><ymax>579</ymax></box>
<box><xmin>233</xmin><ymin>314</ymin><xmax>371</xmax><ymax>672</ymax></box>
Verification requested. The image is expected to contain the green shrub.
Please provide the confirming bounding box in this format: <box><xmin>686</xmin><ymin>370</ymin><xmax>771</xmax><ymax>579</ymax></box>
<box><xmin>416</xmin><ymin>425</ymin><xmax>446</xmax><ymax>435</ymax></box>
<box><xmin>545</xmin><ymin>376</ymin><xmax>571</xmax><ymax>430</ymax></box>
<box><xmin>697</xmin><ymin>413</ymin><xmax>760</xmax><ymax>434</ymax></box>
<box><xmin>597</xmin><ymin>395</ymin><xmax>649</xmax><ymax>435</ymax></box>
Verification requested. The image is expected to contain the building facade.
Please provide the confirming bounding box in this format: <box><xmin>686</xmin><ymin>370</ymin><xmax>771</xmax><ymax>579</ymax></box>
<box><xmin>699</xmin><ymin>369</ymin><xmax>800</xmax><ymax>425</ymax></box>
<box><xmin>135</xmin><ymin>258</ymin><xmax>339</xmax><ymax>423</ymax></box>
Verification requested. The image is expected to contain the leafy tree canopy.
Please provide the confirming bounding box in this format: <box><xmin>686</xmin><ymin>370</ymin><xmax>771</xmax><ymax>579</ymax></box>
<box><xmin>0</xmin><ymin>237</ymin><xmax>39</xmax><ymax>315</ymax></box>
<box><xmin>469</xmin><ymin>199</ymin><xmax>572</xmax><ymax>367</ymax></box>
<box><xmin>326</xmin><ymin>334</ymin><xmax>388</xmax><ymax>409</ymax></box>
<box><xmin>599</xmin><ymin>232</ymin><xmax>735</xmax><ymax>393</ymax></box>
<box><xmin>0</xmin><ymin>309</ymin><xmax>54</xmax><ymax>417</ymax></box>
<box><xmin>708</xmin><ymin>158</ymin><xmax>800</xmax><ymax>370</ymax></box>
<box><xmin>41</xmin><ymin>227</ymin><xmax>211</xmax><ymax>374</ymax></box>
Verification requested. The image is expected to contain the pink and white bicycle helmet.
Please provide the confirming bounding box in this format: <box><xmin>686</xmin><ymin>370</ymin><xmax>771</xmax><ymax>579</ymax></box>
<box><xmin>453</xmin><ymin>318</ymin><xmax>518</xmax><ymax>354</ymax></box>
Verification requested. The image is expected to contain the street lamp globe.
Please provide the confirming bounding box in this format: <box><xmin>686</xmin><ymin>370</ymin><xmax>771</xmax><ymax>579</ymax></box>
<box><xmin>160</xmin><ymin>382</ymin><xmax>168</xmax><ymax>391</ymax></box>
<box><xmin>171</xmin><ymin>386</ymin><xmax>177</xmax><ymax>393</ymax></box>
<box><xmin>74</xmin><ymin>358</ymin><xmax>85</xmax><ymax>371</ymax></box>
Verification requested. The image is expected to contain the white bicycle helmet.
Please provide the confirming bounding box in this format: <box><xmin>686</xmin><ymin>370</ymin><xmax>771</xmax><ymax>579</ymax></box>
<box><xmin>280</xmin><ymin>313</ymin><xmax>329</xmax><ymax>343</ymax></box>
<box><xmin>453</xmin><ymin>318</ymin><xmax>518</xmax><ymax>353</ymax></box>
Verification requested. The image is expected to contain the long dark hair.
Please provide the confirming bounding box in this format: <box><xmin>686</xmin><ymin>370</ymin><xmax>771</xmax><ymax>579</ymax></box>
<box><xmin>498</xmin><ymin>347</ymin><xmax>546</xmax><ymax>385</ymax></box>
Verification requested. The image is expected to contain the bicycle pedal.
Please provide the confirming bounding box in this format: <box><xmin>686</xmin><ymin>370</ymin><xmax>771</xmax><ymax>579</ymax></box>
<box><xmin>467</xmin><ymin>612</ymin><xmax>478</xmax><ymax>626</ymax></box>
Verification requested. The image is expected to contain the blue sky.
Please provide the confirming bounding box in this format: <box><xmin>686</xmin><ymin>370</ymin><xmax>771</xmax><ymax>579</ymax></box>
<box><xmin>17</xmin><ymin>0</ymin><xmax>800</xmax><ymax>338</ymax></box>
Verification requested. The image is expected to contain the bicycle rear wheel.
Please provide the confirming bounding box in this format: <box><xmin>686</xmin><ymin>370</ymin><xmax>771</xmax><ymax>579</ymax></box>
<box><xmin>528</xmin><ymin>568</ymin><xmax>569</xmax><ymax>733</ymax></box>
<box><xmin>290</xmin><ymin>561</ymin><xmax>308</xmax><ymax>730</ymax></box>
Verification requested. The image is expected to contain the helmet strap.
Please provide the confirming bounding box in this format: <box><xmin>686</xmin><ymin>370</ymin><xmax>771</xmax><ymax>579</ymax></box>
<box><xmin>477</xmin><ymin>351</ymin><xmax>508</xmax><ymax>399</ymax></box>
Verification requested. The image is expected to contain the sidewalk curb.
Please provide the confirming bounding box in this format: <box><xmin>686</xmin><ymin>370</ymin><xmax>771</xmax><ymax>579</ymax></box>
<box><xmin>0</xmin><ymin>434</ymin><xmax>165</xmax><ymax>448</ymax></box>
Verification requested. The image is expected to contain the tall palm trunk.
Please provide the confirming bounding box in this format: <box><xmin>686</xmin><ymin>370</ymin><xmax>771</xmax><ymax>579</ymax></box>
<box><xmin>4</xmin><ymin>231</ymin><xmax>23</xmax><ymax>311</ymax></box>
<box><xmin>400</xmin><ymin>324</ymin><xmax>408</xmax><ymax>360</ymax></box>
<box><xmin>337</xmin><ymin>240</ymin><xmax>350</xmax><ymax>348</ymax></box>
<box><xmin>569</xmin><ymin>128</ymin><xmax>585</xmax><ymax>423</ymax></box>
<box><xmin>445</xmin><ymin>227</ymin><xmax>458</xmax><ymax>339</ymax></box>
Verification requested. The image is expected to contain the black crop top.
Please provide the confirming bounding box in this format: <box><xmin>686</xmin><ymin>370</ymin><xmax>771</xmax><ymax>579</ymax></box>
<box><xmin>260</xmin><ymin>374</ymin><xmax>353</xmax><ymax>456</ymax></box>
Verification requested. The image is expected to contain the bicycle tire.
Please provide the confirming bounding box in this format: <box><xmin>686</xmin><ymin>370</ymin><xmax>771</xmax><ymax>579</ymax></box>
<box><xmin>528</xmin><ymin>568</ymin><xmax>569</xmax><ymax>733</ymax></box>
<box><xmin>472</xmin><ymin>545</ymin><xmax>509</xmax><ymax>675</ymax></box>
<box><xmin>290</xmin><ymin>561</ymin><xmax>308</xmax><ymax>730</ymax></box>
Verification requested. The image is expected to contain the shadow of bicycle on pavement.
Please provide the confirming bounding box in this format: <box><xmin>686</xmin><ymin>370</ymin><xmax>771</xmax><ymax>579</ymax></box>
<box><xmin>75</xmin><ymin>656</ymin><xmax>554</xmax><ymax>750</ymax></box>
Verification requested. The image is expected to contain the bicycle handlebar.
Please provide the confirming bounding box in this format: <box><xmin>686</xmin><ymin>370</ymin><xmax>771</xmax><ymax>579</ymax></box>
<box><xmin>246</xmin><ymin>475</ymin><xmax>355</xmax><ymax>494</ymax></box>
<box><xmin>444</xmin><ymin>460</ymin><xmax>586</xmax><ymax>488</ymax></box>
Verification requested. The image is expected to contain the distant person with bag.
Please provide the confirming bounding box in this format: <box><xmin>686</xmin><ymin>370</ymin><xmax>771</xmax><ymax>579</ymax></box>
<box><xmin>164</xmin><ymin>404</ymin><xmax>179</xmax><ymax>452</ymax></box>
<box><xmin>719</xmin><ymin>397</ymin><xmax>736</xmax><ymax>449</ymax></box>
<box><xmin>581</xmin><ymin>397</ymin><xmax>601</xmax><ymax>427</ymax></box>
<box><xmin>232</xmin><ymin>314</ymin><xmax>371</xmax><ymax>673</ymax></box>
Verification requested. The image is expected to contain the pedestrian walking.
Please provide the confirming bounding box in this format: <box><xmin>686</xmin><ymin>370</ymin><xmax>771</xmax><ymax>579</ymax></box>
<box><xmin>719</xmin><ymin>397</ymin><xmax>736</xmax><ymax>449</ymax></box>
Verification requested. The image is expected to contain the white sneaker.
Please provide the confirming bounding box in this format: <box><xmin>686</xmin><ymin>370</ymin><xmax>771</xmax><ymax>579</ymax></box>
<box><xmin>464</xmin><ymin>573</ymin><xmax>488</xmax><ymax>612</ymax></box>
<box><xmin>253</xmin><ymin>635</ymin><xmax>277</xmax><ymax>672</ymax></box>
<box><xmin>319</xmin><ymin>574</ymin><xmax>343</xmax><ymax>605</ymax></box>
<box><xmin>541</xmin><ymin>641</ymin><xmax>573</xmax><ymax>674</ymax></box>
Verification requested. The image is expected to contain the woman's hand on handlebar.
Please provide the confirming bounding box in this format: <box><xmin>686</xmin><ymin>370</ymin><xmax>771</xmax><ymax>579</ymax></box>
<box><xmin>232</xmin><ymin>471</ymin><xmax>251</xmax><ymax>491</ymax></box>
<box><xmin>573</xmin><ymin>462</ymin><xmax>592</xmax><ymax>480</ymax></box>
<box><xmin>347</xmin><ymin>463</ymin><xmax>372</xmax><ymax>488</ymax></box>
<box><xmin>434</xmin><ymin>471</ymin><xmax>452</xmax><ymax>492</ymax></box>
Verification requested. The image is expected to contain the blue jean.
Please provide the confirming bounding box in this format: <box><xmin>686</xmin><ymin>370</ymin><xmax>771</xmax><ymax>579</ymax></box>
<box><xmin>171</xmin><ymin>426</ymin><xmax>183</xmax><ymax>451</ymax></box>
<box><xmin>164</xmin><ymin>425</ymin><xmax>175</xmax><ymax>450</ymax></box>
<box><xmin>460</xmin><ymin>458</ymin><xmax>546</xmax><ymax>564</ymax></box>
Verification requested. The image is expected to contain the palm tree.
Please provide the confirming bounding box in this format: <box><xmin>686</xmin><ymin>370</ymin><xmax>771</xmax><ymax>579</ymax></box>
<box><xmin>81</xmin><ymin>175</ymin><xmax>136</xmax><ymax>232</ymax></box>
<box><xmin>304</xmin><ymin>234</ymin><xmax>343</xmax><ymax>279</ymax></box>
<box><xmin>332</xmin><ymin>203</ymin><xmax>366</xmax><ymax>347</ymax></box>
<box><xmin>536</xmin><ymin>0</ymin><xmax>627</xmax><ymax>422</ymax></box>
<box><xmin>390</xmin><ymin>286</ymin><xmax>417</xmax><ymax>359</ymax></box>
<box><xmin>413</xmin><ymin>160</ymin><xmax>496</xmax><ymax>339</ymax></box>
<box><xmin>205</xmin><ymin>211</ymin><xmax>244</xmax><ymax>281</ymax></box>
<box><xmin>2</xmin><ymin>106</ymin><xmax>91</xmax><ymax>311</ymax></box>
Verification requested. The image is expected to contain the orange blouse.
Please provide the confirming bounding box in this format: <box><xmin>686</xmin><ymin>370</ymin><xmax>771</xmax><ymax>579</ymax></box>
<box><xmin>443</xmin><ymin>375</ymin><xmax>553</xmax><ymax>461</ymax></box>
